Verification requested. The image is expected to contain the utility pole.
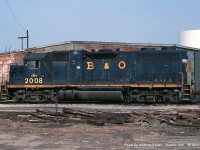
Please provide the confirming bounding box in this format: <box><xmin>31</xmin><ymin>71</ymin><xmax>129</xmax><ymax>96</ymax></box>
<box><xmin>18</xmin><ymin>30</ymin><xmax>29</xmax><ymax>49</ymax></box>
<box><xmin>26</xmin><ymin>30</ymin><xmax>29</xmax><ymax>48</ymax></box>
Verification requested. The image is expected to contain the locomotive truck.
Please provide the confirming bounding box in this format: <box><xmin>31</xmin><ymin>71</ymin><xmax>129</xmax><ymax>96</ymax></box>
<box><xmin>0</xmin><ymin>47</ymin><xmax>193</xmax><ymax>102</ymax></box>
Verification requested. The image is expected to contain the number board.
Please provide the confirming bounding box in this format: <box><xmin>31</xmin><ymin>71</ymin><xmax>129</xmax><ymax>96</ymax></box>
<box><xmin>25</xmin><ymin>78</ymin><xmax>43</xmax><ymax>84</ymax></box>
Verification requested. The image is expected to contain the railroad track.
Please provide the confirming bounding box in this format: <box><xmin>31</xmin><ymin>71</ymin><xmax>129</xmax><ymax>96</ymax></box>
<box><xmin>0</xmin><ymin>103</ymin><xmax>199</xmax><ymax>113</ymax></box>
<box><xmin>0</xmin><ymin>98</ymin><xmax>199</xmax><ymax>104</ymax></box>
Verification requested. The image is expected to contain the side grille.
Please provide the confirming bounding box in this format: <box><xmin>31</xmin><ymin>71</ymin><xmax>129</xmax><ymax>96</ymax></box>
<box><xmin>52</xmin><ymin>52</ymin><xmax>69</xmax><ymax>61</ymax></box>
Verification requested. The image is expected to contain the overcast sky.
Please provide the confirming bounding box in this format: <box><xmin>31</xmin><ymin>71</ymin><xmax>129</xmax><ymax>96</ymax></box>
<box><xmin>0</xmin><ymin>0</ymin><xmax>200</xmax><ymax>52</ymax></box>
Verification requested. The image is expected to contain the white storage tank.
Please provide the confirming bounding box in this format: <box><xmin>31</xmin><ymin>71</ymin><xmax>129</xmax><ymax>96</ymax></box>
<box><xmin>179</xmin><ymin>29</ymin><xmax>200</xmax><ymax>49</ymax></box>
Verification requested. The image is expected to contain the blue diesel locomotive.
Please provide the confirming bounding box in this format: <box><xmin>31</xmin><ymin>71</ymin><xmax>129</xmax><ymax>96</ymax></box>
<box><xmin>7</xmin><ymin>47</ymin><xmax>191</xmax><ymax>102</ymax></box>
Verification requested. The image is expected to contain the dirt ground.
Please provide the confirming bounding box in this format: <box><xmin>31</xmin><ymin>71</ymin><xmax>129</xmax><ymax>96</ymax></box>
<box><xmin>0</xmin><ymin>117</ymin><xmax>200</xmax><ymax>150</ymax></box>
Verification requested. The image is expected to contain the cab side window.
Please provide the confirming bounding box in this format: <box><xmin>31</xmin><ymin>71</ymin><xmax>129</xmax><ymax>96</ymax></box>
<box><xmin>27</xmin><ymin>60</ymin><xmax>40</xmax><ymax>69</ymax></box>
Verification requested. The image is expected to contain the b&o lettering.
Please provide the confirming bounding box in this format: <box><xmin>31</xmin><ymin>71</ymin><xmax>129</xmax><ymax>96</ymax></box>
<box><xmin>118</xmin><ymin>61</ymin><xmax>126</xmax><ymax>69</ymax></box>
<box><xmin>87</xmin><ymin>62</ymin><xmax>94</xmax><ymax>70</ymax></box>
<box><xmin>86</xmin><ymin>61</ymin><xmax>126</xmax><ymax>70</ymax></box>
<box><xmin>104</xmin><ymin>63</ymin><xmax>109</xmax><ymax>69</ymax></box>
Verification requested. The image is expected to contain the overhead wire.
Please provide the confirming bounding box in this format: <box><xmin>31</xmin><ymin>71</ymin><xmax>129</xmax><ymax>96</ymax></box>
<box><xmin>4</xmin><ymin>0</ymin><xmax>26</xmax><ymax>31</ymax></box>
<box><xmin>3</xmin><ymin>0</ymin><xmax>28</xmax><ymax>51</ymax></box>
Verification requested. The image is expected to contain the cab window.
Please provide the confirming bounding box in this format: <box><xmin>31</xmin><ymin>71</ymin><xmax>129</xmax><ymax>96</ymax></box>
<box><xmin>27</xmin><ymin>60</ymin><xmax>40</xmax><ymax>69</ymax></box>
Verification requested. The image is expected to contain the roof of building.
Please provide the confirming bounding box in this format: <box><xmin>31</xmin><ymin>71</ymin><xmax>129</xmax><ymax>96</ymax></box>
<box><xmin>1</xmin><ymin>41</ymin><xmax>200</xmax><ymax>55</ymax></box>
<box><xmin>34</xmin><ymin>41</ymin><xmax>200</xmax><ymax>51</ymax></box>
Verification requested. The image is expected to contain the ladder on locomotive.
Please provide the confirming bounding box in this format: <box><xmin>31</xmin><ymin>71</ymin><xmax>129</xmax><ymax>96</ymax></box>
<box><xmin>182</xmin><ymin>84</ymin><xmax>191</xmax><ymax>101</ymax></box>
<box><xmin>181</xmin><ymin>72</ymin><xmax>192</xmax><ymax>101</ymax></box>
<box><xmin>0</xmin><ymin>81</ymin><xmax>8</xmax><ymax>100</ymax></box>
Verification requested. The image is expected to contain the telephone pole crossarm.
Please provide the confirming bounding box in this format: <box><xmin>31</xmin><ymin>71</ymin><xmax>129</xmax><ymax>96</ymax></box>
<box><xmin>17</xmin><ymin>30</ymin><xmax>29</xmax><ymax>49</ymax></box>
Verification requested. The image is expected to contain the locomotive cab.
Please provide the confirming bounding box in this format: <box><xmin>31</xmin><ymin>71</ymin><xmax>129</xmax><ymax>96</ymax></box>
<box><xmin>9</xmin><ymin>53</ymin><xmax>46</xmax><ymax>85</ymax></box>
<box><xmin>23</xmin><ymin>53</ymin><xmax>46</xmax><ymax>85</ymax></box>
<box><xmin>8</xmin><ymin>53</ymin><xmax>47</xmax><ymax>101</ymax></box>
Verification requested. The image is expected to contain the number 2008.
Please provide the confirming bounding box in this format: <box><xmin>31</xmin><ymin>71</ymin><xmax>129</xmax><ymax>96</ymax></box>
<box><xmin>25</xmin><ymin>78</ymin><xmax>43</xmax><ymax>84</ymax></box>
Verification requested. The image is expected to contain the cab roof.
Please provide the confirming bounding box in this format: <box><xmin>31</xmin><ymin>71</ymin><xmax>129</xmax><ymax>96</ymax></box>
<box><xmin>24</xmin><ymin>53</ymin><xmax>46</xmax><ymax>60</ymax></box>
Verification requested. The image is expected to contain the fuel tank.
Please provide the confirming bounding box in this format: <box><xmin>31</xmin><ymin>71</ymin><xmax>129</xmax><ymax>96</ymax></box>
<box><xmin>58</xmin><ymin>88</ymin><xmax>122</xmax><ymax>101</ymax></box>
